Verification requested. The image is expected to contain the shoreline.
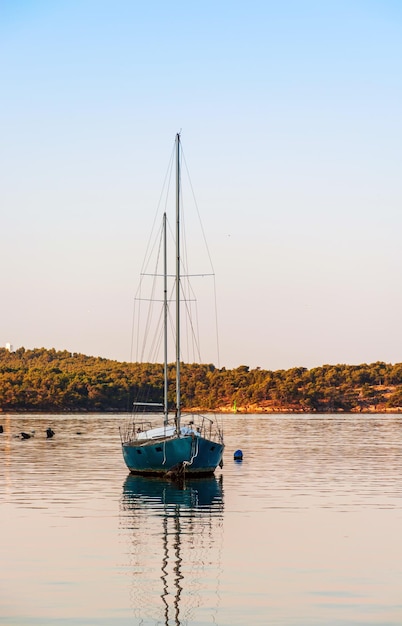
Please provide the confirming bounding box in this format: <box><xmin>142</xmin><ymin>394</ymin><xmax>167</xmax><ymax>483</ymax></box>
<box><xmin>3</xmin><ymin>408</ymin><xmax>401</xmax><ymax>415</ymax></box>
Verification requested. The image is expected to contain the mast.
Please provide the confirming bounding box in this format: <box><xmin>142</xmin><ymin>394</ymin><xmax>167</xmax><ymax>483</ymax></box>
<box><xmin>175</xmin><ymin>133</ymin><xmax>181</xmax><ymax>430</ymax></box>
<box><xmin>163</xmin><ymin>212</ymin><xmax>168</xmax><ymax>425</ymax></box>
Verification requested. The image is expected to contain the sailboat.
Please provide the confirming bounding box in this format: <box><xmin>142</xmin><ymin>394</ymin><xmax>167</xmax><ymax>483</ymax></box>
<box><xmin>120</xmin><ymin>134</ymin><xmax>224</xmax><ymax>477</ymax></box>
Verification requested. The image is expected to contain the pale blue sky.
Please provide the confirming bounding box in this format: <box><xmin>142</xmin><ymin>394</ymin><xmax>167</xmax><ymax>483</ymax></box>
<box><xmin>1</xmin><ymin>0</ymin><xmax>402</xmax><ymax>370</ymax></box>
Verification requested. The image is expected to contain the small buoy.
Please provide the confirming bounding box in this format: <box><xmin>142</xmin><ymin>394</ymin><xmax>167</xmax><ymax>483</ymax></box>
<box><xmin>233</xmin><ymin>449</ymin><xmax>243</xmax><ymax>461</ymax></box>
<box><xmin>46</xmin><ymin>428</ymin><xmax>55</xmax><ymax>439</ymax></box>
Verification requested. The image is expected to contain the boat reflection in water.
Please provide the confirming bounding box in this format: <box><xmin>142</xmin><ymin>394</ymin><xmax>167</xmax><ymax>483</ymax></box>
<box><xmin>121</xmin><ymin>475</ymin><xmax>224</xmax><ymax>625</ymax></box>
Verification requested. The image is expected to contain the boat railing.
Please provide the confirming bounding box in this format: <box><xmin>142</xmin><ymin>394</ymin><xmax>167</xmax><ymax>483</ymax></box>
<box><xmin>121</xmin><ymin>412</ymin><xmax>223</xmax><ymax>445</ymax></box>
<box><xmin>181</xmin><ymin>413</ymin><xmax>224</xmax><ymax>444</ymax></box>
<box><xmin>122</xmin><ymin>418</ymin><xmax>177</xmax><ymax>444</ymax></box>
<box><xmin>121</xmin><ymin>420</ymin><xmax>152</xmax><ymax>443</ymax></box>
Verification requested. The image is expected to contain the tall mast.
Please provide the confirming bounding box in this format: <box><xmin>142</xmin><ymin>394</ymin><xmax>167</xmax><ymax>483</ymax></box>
<box><xmin>163</xmin><ymin>212</ymin><xmax>168</xmax><ymax>425</ymax></box>
<box><xmin>175</xmin><ymin>133</ymin><xmax>181</xmax><ymax>430</ymax></box>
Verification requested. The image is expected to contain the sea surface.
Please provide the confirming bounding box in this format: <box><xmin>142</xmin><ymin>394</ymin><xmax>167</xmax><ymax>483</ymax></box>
<box><xmin>1</xmin><ymin>413</ymin><xmax>402</xmax><ymax>625</ymax></box>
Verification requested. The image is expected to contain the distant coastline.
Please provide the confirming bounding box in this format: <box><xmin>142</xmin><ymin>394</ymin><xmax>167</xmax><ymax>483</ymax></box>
<box><xmin>1</xmin><ymin>347</ymin><xmax>402</xmax><ymax>415</ymax></box>
<box><xmin>2</xmin><ymin>404</ymin><xmax>401</xmax><ymax>415</ymax></box>
<box><xmin>204</xmin><ymin>405</ymin><xmax>402</xmax><ymax>415</ymax></box>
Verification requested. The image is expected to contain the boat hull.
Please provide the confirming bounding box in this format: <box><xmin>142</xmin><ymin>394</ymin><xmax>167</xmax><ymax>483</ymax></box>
<box><xmin>122</xmin><ymin>435</ymin><xmax>224</xmax><ymax>476</ymax></box>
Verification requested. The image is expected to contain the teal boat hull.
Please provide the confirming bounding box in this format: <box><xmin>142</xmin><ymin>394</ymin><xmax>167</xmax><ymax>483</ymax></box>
<box><xmin>122</xmin><ymin>435</ymin><xmax>224</xmax><ymax>476</ymax></box>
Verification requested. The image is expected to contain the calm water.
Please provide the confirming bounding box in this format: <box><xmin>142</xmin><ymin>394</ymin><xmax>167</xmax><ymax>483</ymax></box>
<box><xmin>1</xmin><ymin>413</ymin><xmax>402</xmax><ymax>625</ymax></box>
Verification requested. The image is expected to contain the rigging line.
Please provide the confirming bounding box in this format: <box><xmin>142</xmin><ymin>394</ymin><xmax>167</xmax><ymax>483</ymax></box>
<box><xmin>139</xmin><ymin>140</ymin><xmax>175</xmax><ymax>277</ymax></box>
<box><xmin>179</xmin><ymin>266</ymin><xmax>203</xmax><ymax>362</ymax></box>
<box><xmin>135</xmin><ymin>296</ymin><xmax>196</xmax><ymax>303</ymax></box>
<box><xmin>140</xmin><ymin>222</ymin><xmax>164</xmax><ymax>362</ymax></box>
<box><xmin>178</xmin><ymin>190</ymin><xmax>197</xmax><ymax>362</ymax></box>
<box><xmin>181</xmin><ymin>146</ymin><xmax>215</xmax><ymax>274</ymax></box>
<box><xmin>186</xmin><ymin>286</ymin><xmax>200</xmax><ymax>363</ymax></box>
<box><xmin>148</xmin><ymin>306</ymin><xmax>164</xmax><ymax>363</ymax></box>
<box><xmin>131</xmin><ymin>287</ymin><xmax>145</xmax><ymax>363</ymax></box>
<box><xmin>193</xmin><ymin>291</ymin><xmax>201</xmax><ymax>362</ymax></box>
<box><xmin>213</xmin><ymin>274</ymin><xmax>221</xmax><ymax>369</ymax></box>
<box><xmin>179</xmin><ymin>278</ymin><xmax>202</xmax><ymax>363</ymax></box>
<box><xmin>138</xmin><ymin>218</ymin><xmax>165</xmax><ymax>283</ymax></box>
<box><xmin>175</xmin><ymin>185</ymin><xmax>199</xmax><ymax>363</ymax></box>
<box><xmin>166</xmin><ymin>204</ymin><xmax>200</xmax><ymax>364</ymax></box>
<box><xmin>167</xmin><ymin>279</ymin><xmax>176</xmax><ymax>359</ymax></box>
<box><xmin>131</xmin><ymin>217</ymin><xmax>165</xmax><ymax>363</ymax></box>
<box><xmin>180</xmin><ymin>143</ymin><xmax>221</xmax><ymax>368</ymax></box>
<box><xmin>129</xmin><ymin>294</ymin><xmax>136</xmax><ymax>363</ymax></box>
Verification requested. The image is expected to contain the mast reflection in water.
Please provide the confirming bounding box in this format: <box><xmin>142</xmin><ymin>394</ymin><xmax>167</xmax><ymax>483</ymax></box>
<box><xmin>121</xmin><ymin>475</ymin><xmax>224</xmax><ymax>625</ymax></box>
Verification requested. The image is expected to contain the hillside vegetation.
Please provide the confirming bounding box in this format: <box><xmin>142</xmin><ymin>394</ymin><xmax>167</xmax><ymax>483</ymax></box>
<box><xmin>1</xmin><ymin>347</ymin><xmax>402</xmax><ymax>413</ymax></box>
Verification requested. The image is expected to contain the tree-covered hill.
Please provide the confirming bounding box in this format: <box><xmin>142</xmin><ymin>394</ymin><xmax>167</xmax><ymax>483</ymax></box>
<box><xmin>1</xmin><ymin>347</ymin><xmax>402</xmax><ymax>413</ymax></box>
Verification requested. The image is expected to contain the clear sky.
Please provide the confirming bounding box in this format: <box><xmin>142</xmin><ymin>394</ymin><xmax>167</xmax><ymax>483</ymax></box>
<box><xmin>1</xmin><ymin>0</ymin><xmax>402</xmax><ymax>371</ymax></box>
